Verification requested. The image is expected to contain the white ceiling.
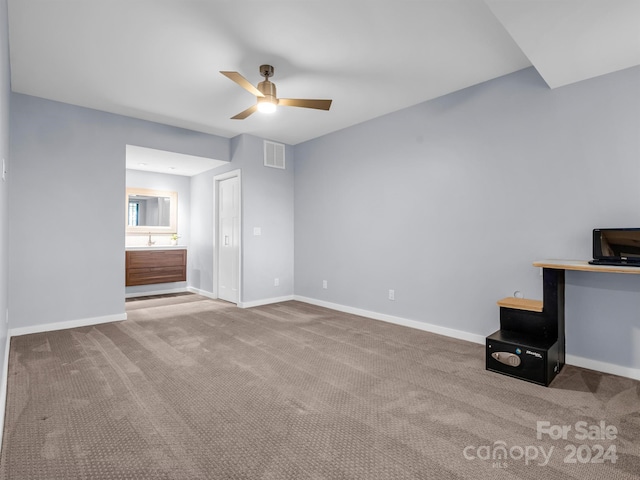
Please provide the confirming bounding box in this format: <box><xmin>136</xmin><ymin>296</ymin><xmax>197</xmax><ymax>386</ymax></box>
<box><xmin>7</xmin><ymin>0</ymin><xmax>640</xmax><ymax>148</ymax></box>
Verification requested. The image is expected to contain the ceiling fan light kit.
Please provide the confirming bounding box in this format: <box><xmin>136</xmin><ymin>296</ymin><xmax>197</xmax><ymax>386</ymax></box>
<box><xmin>257</xmin><ymin>99</ymin><xmax>277</xmax><ymax>114</ymax></box>
<box><xmin>221</xmin><ymin>64</ymin><xmax>332</xmax><ymax>120</ymax></box>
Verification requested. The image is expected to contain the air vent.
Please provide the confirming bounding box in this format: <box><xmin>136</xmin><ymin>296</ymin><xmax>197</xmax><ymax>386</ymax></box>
<box><xmin>264</xmin><ymin>141</ymin><xmax>285</xmax><ymax>169</ymax></box>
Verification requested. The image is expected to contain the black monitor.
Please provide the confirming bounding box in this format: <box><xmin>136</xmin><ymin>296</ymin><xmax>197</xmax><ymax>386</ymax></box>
<box><xmin>590</xmin><ymin>228</ymin><xmax>640</xmax><ymax>266</ymax></box>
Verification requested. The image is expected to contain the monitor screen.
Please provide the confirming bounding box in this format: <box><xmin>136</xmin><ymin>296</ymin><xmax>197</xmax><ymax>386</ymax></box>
<box><xmin>593</xmin><ymin>228</ymin><xmax>640</xmax><ymax>260</ymax></box>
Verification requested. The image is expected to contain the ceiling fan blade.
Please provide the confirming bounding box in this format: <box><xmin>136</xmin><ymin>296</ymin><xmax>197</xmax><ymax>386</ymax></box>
<box><xmin>278</xmin><ymin>98</ymin><xmax>332</xmax><ymax>110</ymax></box>
<box><xmin>231</xmin><ymin>105</ymin><xmax>258</xmax><ymax>120</ymax></box>
<box><xmin>220</xmin><ymin>71</ymin><xmax>264</xmax><ymax>98</ymax></box>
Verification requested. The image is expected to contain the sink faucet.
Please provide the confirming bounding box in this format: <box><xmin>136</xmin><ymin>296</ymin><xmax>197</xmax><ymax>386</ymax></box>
<box><xmin>147</xmin><ymin>233</ymin><xmax>155</xmax><ymax>246</ymax></box>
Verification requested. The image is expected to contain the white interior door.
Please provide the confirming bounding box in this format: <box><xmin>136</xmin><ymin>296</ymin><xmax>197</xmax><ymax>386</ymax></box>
<box><xmin>217</xmin><ymin>176</ymin><xmax>239</xmax><ymax>303</ymax></box>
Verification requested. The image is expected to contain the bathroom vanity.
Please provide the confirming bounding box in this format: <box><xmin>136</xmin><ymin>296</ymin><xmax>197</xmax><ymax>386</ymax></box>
<box><xmin>125</xmin><ymin>247</ymin><xmax>187</xmax><ymax>286</ymax></box>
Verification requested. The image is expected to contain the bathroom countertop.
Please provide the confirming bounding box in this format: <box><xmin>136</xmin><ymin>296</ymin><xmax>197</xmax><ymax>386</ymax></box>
<box><xmin>125</xmin><ymin>245</ymin><xmax>187</xmax><ymax>251</ymax></box>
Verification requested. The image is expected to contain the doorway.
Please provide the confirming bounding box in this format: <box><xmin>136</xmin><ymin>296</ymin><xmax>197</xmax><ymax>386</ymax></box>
<box><xmin>214</xmin><ymin>170</ymin><xmax>241</xmax><ymax>304</ymax></box>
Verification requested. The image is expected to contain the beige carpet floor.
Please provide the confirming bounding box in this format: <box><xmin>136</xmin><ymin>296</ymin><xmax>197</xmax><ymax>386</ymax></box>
<box><xmin>1</xmin><ymin>293</ymin><xmax>639</xmax><ymax>479</ymax></box>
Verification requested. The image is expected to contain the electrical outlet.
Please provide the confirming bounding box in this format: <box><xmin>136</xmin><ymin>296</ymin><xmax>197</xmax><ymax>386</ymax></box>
<box><xmin>388</xmin><ymin>289</ymin><xmax>395</xmax><ymax>301</ymax></box>
<box><xmin>253</xmin><ymin>227</ymin><xmax>262</xmax><ymax>236</ymax></box>
<box><xmin>274</xmin><ymin>278</ymin><xmax>279</xmax><ymax>287</ymax></box>
<box><xmin>322</xmin><ymin>280</ymin><xmax>328</xmax><ymax>289</ymax></box>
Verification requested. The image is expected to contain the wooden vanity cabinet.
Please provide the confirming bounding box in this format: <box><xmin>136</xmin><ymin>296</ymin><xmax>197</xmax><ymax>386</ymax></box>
<box><xmin>125</xmin><ymin>249</ymin><xmax>187</xmax><ymax>286</ymax></box>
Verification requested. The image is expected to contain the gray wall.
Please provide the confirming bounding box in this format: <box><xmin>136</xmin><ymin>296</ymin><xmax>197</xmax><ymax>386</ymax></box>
<box><xmin>4</xmin><ymin>60</ymin><xmax>638</xmax><ymax>375</ymax></box>
<box><xmin>9</xmin><ymin>93</ymin><xmax>229</xmax><ymax>329</ymax></box>
<box><xmin>294</xmin><ymin>66</ymin><xmax>640</xmax><ymax>369</ymax></box>
<box><xmin>189</xmin><ymin>134</ymin><xmax>294</xmax><ymax>304</ymax></box>
<box><xmin>0</xmin><ymin>0</ymin><xmax>10</xmax><ymax>378</ymax></box>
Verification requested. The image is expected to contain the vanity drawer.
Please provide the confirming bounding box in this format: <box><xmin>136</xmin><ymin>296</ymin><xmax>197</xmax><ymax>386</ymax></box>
<box><xmin>126</xmin><ymin>249</ymin><xmax>187</xmax><ymax>286</ymax></box>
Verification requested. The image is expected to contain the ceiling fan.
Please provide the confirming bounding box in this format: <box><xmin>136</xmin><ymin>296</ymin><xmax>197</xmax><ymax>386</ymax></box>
<box><xmin>220</xmin><ymin>65</ymin><xmax>332</xmax><ymax>120</ymax></box>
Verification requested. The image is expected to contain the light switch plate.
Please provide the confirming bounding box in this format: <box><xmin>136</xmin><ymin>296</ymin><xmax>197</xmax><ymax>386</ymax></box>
<box><xmin>253</xmin><ymin>227</ymin><xmax>261</xmax><ymax>236</ymax></box>
<box><xmin>2</xmin><ymin>158</ymin><xmax>5</xmax><ymax>181</ymax></box>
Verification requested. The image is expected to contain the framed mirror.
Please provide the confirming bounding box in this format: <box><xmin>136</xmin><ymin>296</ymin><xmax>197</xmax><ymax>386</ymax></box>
<box><xmin>126</xmin><ymin>187</ymin><xmax>177</xmax><ymax>234</ymax></box>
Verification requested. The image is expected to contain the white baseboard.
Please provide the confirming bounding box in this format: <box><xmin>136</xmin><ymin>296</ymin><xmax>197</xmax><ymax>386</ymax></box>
<box><xmin>186</xmin><ymin>287</ymin><xmax>217</xmax><ymax>300</ymax></box>
<box><xmin>125</xmin><ymin>287</ymin><xmax>188</xmax><ymax>298</ymax></box>
<box><xmin>239</xmin><ymin>295</ymin><xmax>295</xmax><ymax>309</ymax></box>
<box><xmin>293</xmin><ymin>295</ymin><xmax>486</xmax><ymax>345</ymax></box>
<box><xmin>186</xmin><ymin>289</ymin><xmax>293</xmax><ymax>308</ymax></box>
<box><xmin>566</xmin><ymin>354</ymin><xmax>640</xmax><ymax>381</ymax></box>
<box><xmin>9</xmin><ymin>312</ymin><xmax>128</xmax><ymax>337</ymax></box>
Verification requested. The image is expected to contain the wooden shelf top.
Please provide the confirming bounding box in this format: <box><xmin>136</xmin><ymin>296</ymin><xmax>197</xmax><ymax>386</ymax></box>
<box><xmin>497</xmin><ymin>297</ymin><xmax>544</xmax><ymax>312</ymax></box>
<box><xmin>533</xmin><ymin>259</ymin><xmax>640</xmax><ymax>275</ymax></box>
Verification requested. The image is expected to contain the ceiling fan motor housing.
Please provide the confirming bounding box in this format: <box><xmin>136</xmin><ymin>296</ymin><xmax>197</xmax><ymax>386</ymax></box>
<box><xmin>258</xmin><ymin>80</ymin><xmax>278</xmax><ymax>106</ymax></box>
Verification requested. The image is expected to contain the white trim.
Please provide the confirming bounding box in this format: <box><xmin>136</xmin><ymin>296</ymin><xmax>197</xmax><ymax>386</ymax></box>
<box><xmin>566</xmin><ymin>354</ymin><xmax>640</xmax><ymax>381</ymax></box>
<box><xmin>213</xmin><ymin>169</ymin><xmax>242</xmax><ymax>305</ymax></box>
<box><xmin>238</xmin><ymin>295</ymin><xmax>295</xmax><ymax>309</ymax></box>
<box><xmin>212</xmin><ymin>169</ymin><xmax>242</xmax><ymax>182</ymax></box>
<box><xmin>186</xmin><ymin>287</ymin><xmax>217</xmax><ymax>300</ymax></box>
<box><xmin>294</xmin><ymin>295</ymin><xmax>486</xmax><ymax>345</ymax></box>
<box><xmin>125</xmin><ymin>287</ymin><xmax>188</xmax><ymax>298</ymax></box>
<box><xmin>8</xmin><ymin>313</ymin><xmax>127</xmax><ymax>337</ymax></box>
<box><xmin>0</xmin><ymin>333</ymin><xmax>11</xmax><ymax>449</ymax></box>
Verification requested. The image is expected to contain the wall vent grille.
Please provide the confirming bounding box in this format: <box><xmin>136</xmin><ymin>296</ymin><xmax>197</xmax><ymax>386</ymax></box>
<box><xmin>264</xmin><ymin>141</ymin><xmax>285</xmax><ymax>169</ymax></box>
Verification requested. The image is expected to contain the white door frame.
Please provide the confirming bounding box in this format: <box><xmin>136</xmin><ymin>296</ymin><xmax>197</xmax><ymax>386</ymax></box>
<box><xmin>213</xmin><ymin>169</ymin><xmax>242</xmax><ymax>304</ymax></box>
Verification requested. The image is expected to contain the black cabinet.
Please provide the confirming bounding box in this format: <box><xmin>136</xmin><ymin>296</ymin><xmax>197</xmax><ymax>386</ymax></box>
<box><xmin>486</xmin><ymin>268</ymin><xmax>565</xmax><ymax>386</ymax></box>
